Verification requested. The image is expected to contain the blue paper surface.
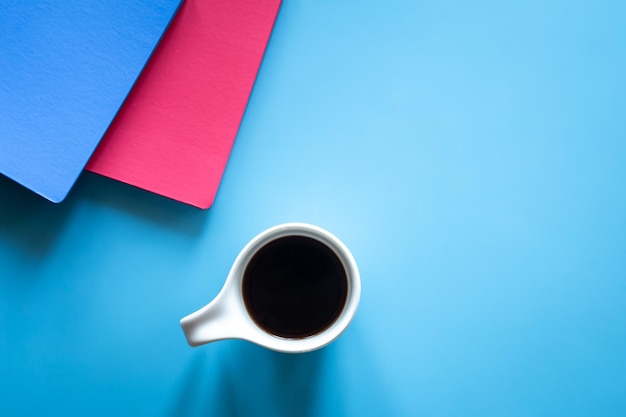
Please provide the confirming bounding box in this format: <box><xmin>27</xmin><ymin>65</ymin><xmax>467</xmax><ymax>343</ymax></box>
<box><xmin>0</xmin><ymin>0</ymin><xmax>182</xmax><ymax>203</ymax></box>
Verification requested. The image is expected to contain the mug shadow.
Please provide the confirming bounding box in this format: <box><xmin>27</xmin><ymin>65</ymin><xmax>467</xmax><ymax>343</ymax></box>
<box><xmin>0</xmin><ymin>171</ymin><xmax>208</xmax><ymax>261</ymax></box>
<box><xmin>167</xmin><ymin>352</ymin><xmax>209</xmax><ymax>417</ymax></box>
<box><xmin>167</xmin><ymin>326</ymin><xmax>398</xmax><ymax>417</ymax></box>
<box><xmin>167</xmin><ymin>341</ymin><xmax>325</xmax><ymax>417</ymax></box>
<box><xmin>209</xmin><ymin>342</ymin><xmax>325</xmax><ymax>417</ymax></box>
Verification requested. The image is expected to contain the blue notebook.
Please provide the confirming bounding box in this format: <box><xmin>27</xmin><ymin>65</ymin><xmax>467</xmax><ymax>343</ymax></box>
<box><xmin>0</xmin><ymin>0</ymin><xmax>182</xmax><ymax>202</ymax></box>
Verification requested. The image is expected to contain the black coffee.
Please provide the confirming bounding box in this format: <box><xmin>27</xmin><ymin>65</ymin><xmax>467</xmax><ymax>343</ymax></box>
<box><xmin>242</xmin><ymin>236</ymin><xmax>348</xmax><ymax>338</ymax></box>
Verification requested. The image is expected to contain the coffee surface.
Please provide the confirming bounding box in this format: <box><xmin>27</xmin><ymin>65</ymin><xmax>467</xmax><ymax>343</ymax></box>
<box><xmin>242</xmin><ymin>236</ymin><xmax>348</xmax><ymax>338</ymax></box>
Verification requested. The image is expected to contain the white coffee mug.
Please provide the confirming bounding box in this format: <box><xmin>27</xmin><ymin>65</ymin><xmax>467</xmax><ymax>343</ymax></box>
<box><xmin>180</xmin><ymin>223</ymin><xmax>360</xmax><ymax>353</ymax></box>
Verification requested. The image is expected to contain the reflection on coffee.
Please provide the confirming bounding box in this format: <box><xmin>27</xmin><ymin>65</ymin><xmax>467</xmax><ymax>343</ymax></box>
<box><xmin>242</xmin><ymin>236</ymin><xmax>348</xmax><ymax>338</ymax></box>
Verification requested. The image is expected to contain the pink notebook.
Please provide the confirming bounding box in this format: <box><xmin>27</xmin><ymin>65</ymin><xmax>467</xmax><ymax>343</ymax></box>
<box><xmin>87</xmin><ymin>0</ymin><xmax>282</xmax><ymax>209</ymax></box>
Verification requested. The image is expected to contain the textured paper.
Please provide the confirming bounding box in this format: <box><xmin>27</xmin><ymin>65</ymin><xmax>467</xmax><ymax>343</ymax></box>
<box><xmin>86</xmin><ymin>0</ymin><xmax>282</xmax><ymax>209</ymax></box>
<box><xmin>0</xmin><ymin>0</ymin><xmax>182</xmax><ymax>202</ymax></box>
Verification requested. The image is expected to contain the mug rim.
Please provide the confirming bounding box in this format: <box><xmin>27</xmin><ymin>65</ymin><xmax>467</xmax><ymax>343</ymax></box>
<box><xmin>225</xmin><ymin>223</ymin><xmax>360</xmax><ymax>353</ymax></box>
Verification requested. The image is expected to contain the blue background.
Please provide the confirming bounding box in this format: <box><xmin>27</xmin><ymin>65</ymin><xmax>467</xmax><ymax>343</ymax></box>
<box><xmin>1</xmin><ymin>0</ymin><xmax>625</xmax><ymax>415</ymax></box>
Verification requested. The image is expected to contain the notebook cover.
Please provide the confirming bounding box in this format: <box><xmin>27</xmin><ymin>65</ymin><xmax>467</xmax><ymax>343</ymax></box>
<box><xmin>0</xmin><ymin>0</ymin><xmax>183</xmax><ymax>203</ymax></box>
<box><xmin>86</xmin><ymin>0</ymin><xmax>282</xmax><ymax>209</ymax></box>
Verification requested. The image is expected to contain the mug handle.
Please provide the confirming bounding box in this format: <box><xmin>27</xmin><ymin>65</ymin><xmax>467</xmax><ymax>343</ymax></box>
<box><xmin>180</xmin><ymin>290</ymin><xmax>245</xmax><ymax>346</ymax></box>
